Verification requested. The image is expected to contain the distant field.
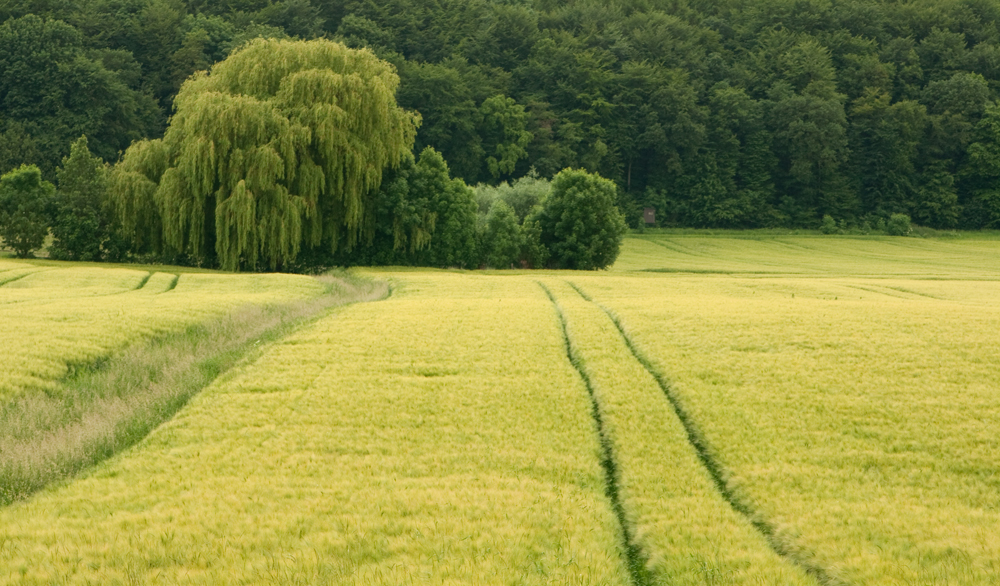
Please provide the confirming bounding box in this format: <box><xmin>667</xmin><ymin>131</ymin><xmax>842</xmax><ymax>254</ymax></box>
<box><xmin>617</xmin><ymin>232</ymin><xmax>1000</xmax><ymax>277</ymax></box>
<box><xmin>2</xmin><ymin>236</ymin><xmax>999</xmax><ymax>585</ymax></box>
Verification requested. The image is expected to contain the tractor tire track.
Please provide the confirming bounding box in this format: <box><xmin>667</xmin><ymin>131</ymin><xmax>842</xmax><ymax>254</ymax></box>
<box><xmin>163</xmin><ymin>274</ymin><xmax>180</xmax><ymax>292</ymax></box>
<box><xmin>538</xmin><ymin>281</ymin><xmax>651</xmax><ymax>586</ymax></box>
<box><xmin>566</xmin><ymin>280</ymin><xmax>847</xmax><ymax>586</ymax></box>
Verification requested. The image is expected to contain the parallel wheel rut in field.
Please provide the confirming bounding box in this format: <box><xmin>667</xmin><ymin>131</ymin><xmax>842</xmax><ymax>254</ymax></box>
<box><xmin>0</xmin><ymin>270</ymin><xmax>42</xmax><ymax>287</ymax></box>
<box><xmin>163</xmin><ymin>274</ymin><xmax>180</xmax><ymax>292</ymax></box>
<box><xmin>134</xmin><ymin>271</ymin><xmax>153</xmax><ymax>290</ymax></box>
<box><xmin>538</xmin><ymin>281</ymin><xmax>651</xmax><ymax>586</ymax></box>
<box><xmin>565</xmin><ymin>280</ymin><xmax>847</xmax><ymax>586</ymax></box>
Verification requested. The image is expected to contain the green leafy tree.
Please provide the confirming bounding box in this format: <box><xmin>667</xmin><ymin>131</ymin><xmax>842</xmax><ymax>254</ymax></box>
<box><xmin>0</xmin><ymin>164</ymin><xmax>54</xmax><ymax>258</ymax></box>
<box><xmin>921</xmin><ymin>73</ymin><xmax>990</xmax><ymax>121</ymax></box>
<box><xmin>170</xmin><ymin>28</ymin><xmax>213</xmax><ymax>89</ymax></box>
<box><xmin>686</xmin><ymin>152</ymin><xmax>739</xmax><ymax>227</ymax></box>
<box><xmin>478</xmin><ymin>95</ymin><xmax>533</xmax><ymax>181</ymax></box>
<box><xmin>109</xmin><ymin>38</ymin><xmax>419</xmax><ymax>270</ymax></box>
<box><xmin>324</xmin><ymin>147</ymin><xmax>475</xmax><ymax>268</ymax></box>
<box><xmin>737</xmin><ymin>128</ymin><xmax>781</xmax><ymax>226</ymax></box>
<box><xmin>50</xmin><ymin>136</ymin><xmax>115</xmax><ymax>262</ymax></box>
<box><xmin>521</xmin><ymin>100</ymin><xmax>583</xmax><ymax>179</ymax></box>
<box><xmin>480</xmin><ymin>200</ymin><xmax>522</xmax><ymax>269</ymax></box>
<box><xmin>336</xmin><ymin>14</ymin><xmax>394</xmax><ymax>50</ymax></box>
<box><xmin>768</xmin><ymin>41</ymin><xmax>855</xmax><ymax>224</ymax></box>
<box><xmin>255</xmin><ymin>0</ymin><xmax>325</xmax><ymax>39</ymax></box>
<box><xmin>0</xmin><ymin>14</ymin><xmax>160</xmax><ymax>176</ymax></box>
<box><xmin>299</xmin><ymin>148</ymin><xmax>437</xmax><ymax>268</ymax></box>
<box><xmin>886</xmin><ymin>213</ymin><xmax>912</xmax><ymax>235</ymax></box>
<box><xmin>700</xmin><ymin>85</ymin><xmax>778</xmax><ymax>228</ymax></box>
<box><xmin>335</xmin><ymin>153</ymin><xmax>432</xmax><ymax>267</ymax></box>
<box><xmin>413</xmin><ymin>148</ymin><xmax>479</xmax><ymax>268</ymax></box>
<box><xmin>0</xmin><ymin>123</ymin><xmax>43</xmax><ymax>179</ymax></box>
<box><xmin>531</xmin><ymin>168</ymin><xmax>627</xmax><ymax>270</ymax></box>
<box><xmin>917</xmin><ymin>28</ymin><xmax>969</xmax><ymax>82</ymax></box>
<box><xmin>610</xmin><ymin>61</ymin><xmax>705</xmax><ymax>219</ymax></box>
<box><xmin>395</xmin><ymin>59</ymin><xmax>488</xmax><ymax>184</ymax></box>
<box><xmin>474</xmin><ymin>173</ymin><xmax>550</xmax><ymax>221</ymax></box>
<box><xmin>340</xmin><ymin>0</ymin><xmax>487</xmax><ymax>63</ymax></box>
<box><xmin>820</xmin><ymin>214</ymin><xmax>838</xmax><ymax>234</ymax></box>
<box><xmin>465</xmin><ymin>3</ymin><xmax>540</xmax><ymax>72</ymax></box>
<box><xmin>519</xmin><ymin>217</ymin><xmax>549</xmax><ymax>269</ymax></box>
<box><xmin>847</xmin><ymin>90</ymin><xmax>927</xmax><ymax>217</ymax></box>
<box><xmin>383</xmin><ymin>154</ymin><xmax>437</xmax><ymax>257</ymax></box>
<box><xmin>914</xmin><ymin>161</ymin><xmax>959</xmax><ymax>228</ymax></box>
<box><xmin>962</xmin><ymin>102</ymin><xmax>1000</xmax><ymax>227</ymax></box>
<box><xmin>514</xmin><ymin>34</ymin><xmax>615</xmax><ymax>176</ymax></box>
<box><xmin>65</xmin><ymin>0</ymin><xmax>186</xmax><ymax>113</ymax></box>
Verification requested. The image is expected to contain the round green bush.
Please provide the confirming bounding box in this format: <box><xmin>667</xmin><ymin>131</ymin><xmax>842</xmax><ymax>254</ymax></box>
<box><xmin>886</xmin><ymin>213</ymin><xmax>912</xmax><ymax>236</ymax></box>
<box><xmin>532</xmin><ymin>168</ymin><xmax>627</xmax><ymax>270</ymax></box>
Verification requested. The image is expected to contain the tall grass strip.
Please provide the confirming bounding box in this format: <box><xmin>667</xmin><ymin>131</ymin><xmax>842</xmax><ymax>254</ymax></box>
<box><xmin>0</xmin><ymin>265</ymin><xmax>324</xmax><ymax>402</ymax></box>
<box><xmin>0</xmin><ymin>274</ymin><xmax>387</xmax><ymax>506</ymax></box>
<box><xmin>545</xmin><ymin>279</ymin><xmax>821</xmax><ymax>586</ymax></box>
<box><xmin>568</xmin><ymin>280</ymin><xmax>843</xmax><ymax>586</ymax></box>
<box><xmin>538</xmin><ymin>281</ymin><xmax>648</xmax><ymax>586</ymax></box>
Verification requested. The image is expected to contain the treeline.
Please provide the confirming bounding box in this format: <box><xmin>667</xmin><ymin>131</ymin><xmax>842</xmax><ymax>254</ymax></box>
<box><xmin>6</xmin><ymin>0</ymin><xmax>1000</xmax><ymax>230</ymax></box>
<box><xmin>1</xmin><ymin>118</ymin><xmax>626</xmax><ymax>271</ymax></box>
<box><xmin>83</xmin><ymin>37</ymin><xmax>626</xmax><ymax>271</ymax></box>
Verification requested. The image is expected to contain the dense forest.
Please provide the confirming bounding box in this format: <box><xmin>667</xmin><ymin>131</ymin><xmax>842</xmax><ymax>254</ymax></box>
<box><xmin>4</xmin><ymin>0</ymin><xmax>1000</xmax><ymax>231</ymax></box>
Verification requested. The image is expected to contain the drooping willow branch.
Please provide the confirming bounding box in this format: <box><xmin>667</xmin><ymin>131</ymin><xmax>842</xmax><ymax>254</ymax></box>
<box><xmin>110</xmin><ymin>38</ymin><xmax>419</xmax><ymax>270</ymax></box>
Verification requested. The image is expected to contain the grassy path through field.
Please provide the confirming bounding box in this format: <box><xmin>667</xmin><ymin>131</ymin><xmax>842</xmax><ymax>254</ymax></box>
<box><xmin>0</xmin><ymin>272</ymin><xmax>632</xmax><ymax>585</ymax></box>
<box><xmin>542</xmin><ymin>278</ymin><xmax>821</xmax><ymax>586</ymax></box>
<box><xmin>0</xmin><ymin>274</ymin><xmax>387</xmax><ymax>507</ymax></box>
<box><xmin>0</xmin><ymin>262</ymin><xmax>325</xmax><ymax>402</ymax></box>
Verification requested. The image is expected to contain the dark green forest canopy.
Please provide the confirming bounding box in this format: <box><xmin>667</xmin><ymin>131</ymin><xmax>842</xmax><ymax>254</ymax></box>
<box><xmin>7</xmin><ymin>0</ymin><xmax>1000</xmax><ymax>228</ymax></box>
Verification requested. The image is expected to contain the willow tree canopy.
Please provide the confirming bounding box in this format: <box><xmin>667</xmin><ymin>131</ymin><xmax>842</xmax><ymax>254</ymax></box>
<box><xmin>110</xmin><ymin>38</ymin><xmax>419</xmax><ymax>270</ymax></box>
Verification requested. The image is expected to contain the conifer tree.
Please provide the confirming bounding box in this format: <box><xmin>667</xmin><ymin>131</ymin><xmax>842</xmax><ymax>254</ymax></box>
<box><xmin>110</xmin><ymin>38</ymin><xmax>419</xmax><ymax>270</ymax></box>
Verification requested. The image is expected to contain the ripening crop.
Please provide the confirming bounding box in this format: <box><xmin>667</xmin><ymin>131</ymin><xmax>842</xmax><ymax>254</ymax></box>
<box><xmin>578</xmin><ymin>234</ymin><xmax>1000</xmax><ymax>585</ymax></box>
<box><xmin>541</xmin><ymin>278</ymin><xmax>819</xmax><ymax>585</ymax></box>
<box><xmin>614</xmin><ymin>233</ymin><xmax>1000</xmax><ymax>277</ymax></box>
<box><xmin>3</xmin><ymin>235</ymin><xmax>1000</xmax><ymax>585</ymax></box>
<box><xmin>0</xmin><ymin>261</ymin><xmax>323</xmax><ymax>402</ymax></box>
<box><xmin>0</xmin><ymin>272</ymin><xmax>631</xmax><ymax>585</ymax></box>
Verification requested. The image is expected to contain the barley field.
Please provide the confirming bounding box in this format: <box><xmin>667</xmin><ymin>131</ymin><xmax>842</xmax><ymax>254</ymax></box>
<box><xmin>583</xmin><ymin>234</ymin><xmax>1000</xmax><ymax>585</ymax></box>
<box><xmin>0</xmin><ymin>260</ymin><xmax>323</xmax><ymax>402</ymax></box>
<box><xmin>2</xmin><ymin>235</ymin><xmax>999</xmax><ymax>585</ymax></box>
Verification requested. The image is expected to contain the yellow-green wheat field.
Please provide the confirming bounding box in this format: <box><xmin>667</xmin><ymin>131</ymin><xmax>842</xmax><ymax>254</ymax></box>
<box><xmin>1</xmin><ymin>235</ymin><xmax>999</xmax><ymax>585</ymax></box>
<box><xmin>0</xmin><ymin>260</ymin><xmax>323</xmax><ymax>402</ymax></box>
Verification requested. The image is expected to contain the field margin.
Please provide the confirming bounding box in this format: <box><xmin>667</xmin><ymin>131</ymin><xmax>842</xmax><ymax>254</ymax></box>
<box><xmin>0</xmin><ymin>272</ymin><xmax>389</xmax><ymax>506</ymax></box>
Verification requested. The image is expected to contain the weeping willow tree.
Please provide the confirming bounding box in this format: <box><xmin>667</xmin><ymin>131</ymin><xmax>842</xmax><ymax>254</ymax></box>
<box><xmin>110</xmin><ymin>38</ymin><xmax>419</xmax><ymax>270</ymax></box>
